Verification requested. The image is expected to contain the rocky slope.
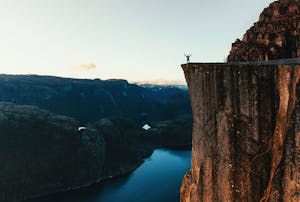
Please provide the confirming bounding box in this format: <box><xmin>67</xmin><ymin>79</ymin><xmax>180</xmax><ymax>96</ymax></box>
<box><xmin>228</xmin><ymin>0</ymin><xmax>300</xmax><ymax>62</ymax></box>
<box><xmin>181</xmin><ymin>62</ymin><xmax>300</xmax><ymax>202</ymax></box>
<box><xmin>0</xmin><ymin>102</ymin><xmax>152</xmax><ymax>202</ymax></box>
<box><xmin>0</xmin><ymin>103</ymin><xmax>105</xmax><ymax>202</ymax></box>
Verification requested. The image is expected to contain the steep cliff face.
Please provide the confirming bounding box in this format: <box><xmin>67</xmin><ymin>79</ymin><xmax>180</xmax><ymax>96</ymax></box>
<box><xmin>181</xmin><ymin>62</ymin><xmax>300</xmax><ymax>202</ymax></box>
<box><xmin>228</xmin><ymin>0</ymin><xmax>300</xmax><ymax>62</ymax></box>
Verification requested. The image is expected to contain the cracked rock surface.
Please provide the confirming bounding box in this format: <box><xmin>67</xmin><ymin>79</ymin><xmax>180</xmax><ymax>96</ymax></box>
<box><xmin>181</xmin><ymin>63</ymin><xmax>300</xmax><ymax>202</ymax></box>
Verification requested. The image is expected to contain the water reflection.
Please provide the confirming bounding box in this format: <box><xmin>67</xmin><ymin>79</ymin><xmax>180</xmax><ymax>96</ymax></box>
<box><xmin>27</xmin><ymin>149</ymin><xmax>191</xmax><ymax>202</ymax></box>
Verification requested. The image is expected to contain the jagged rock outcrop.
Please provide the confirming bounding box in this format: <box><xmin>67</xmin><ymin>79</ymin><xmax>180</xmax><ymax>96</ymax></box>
<box><xmin>181</xmin><ymin>62</ymin><xmax>300</xmax><ymax>202</ymax></box>
<box><xmin>228</xmin><ymin>0</ymin><xmax>300</xmax><ymax>62</ymax></box>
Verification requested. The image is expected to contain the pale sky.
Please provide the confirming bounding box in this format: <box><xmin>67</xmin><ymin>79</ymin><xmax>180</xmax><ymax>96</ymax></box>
<box><xmin>0</xmin><ymin>0</ymin><xmax>274</xmax><ymax>82</ymax></box>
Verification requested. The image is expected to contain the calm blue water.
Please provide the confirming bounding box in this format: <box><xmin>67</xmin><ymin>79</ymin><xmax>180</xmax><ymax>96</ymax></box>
<box><xmin>28</xmin><ymin>149</ymin><xmax>191</xmax><ymax>202</ymax></box>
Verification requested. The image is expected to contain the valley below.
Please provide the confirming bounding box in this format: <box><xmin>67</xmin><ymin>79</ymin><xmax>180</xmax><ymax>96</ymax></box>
<box><xmin>0</xmin><ymin>74</ymin><xmax>192</xmax><ymax>202</ymax></box>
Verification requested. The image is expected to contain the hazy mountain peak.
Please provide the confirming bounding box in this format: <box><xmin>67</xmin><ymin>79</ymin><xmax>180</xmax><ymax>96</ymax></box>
<box><xmin>132</xmin><ymin>79</ymin><xmax>187</xmax><ymax>86</ymax></box>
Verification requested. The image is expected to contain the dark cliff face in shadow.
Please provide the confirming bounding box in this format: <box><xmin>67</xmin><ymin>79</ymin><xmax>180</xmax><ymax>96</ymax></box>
<box><xmin>180</xmin><ymin>63</ymin><xmax>300</xmax><ymax>202</ymax></box>
<box><xmin>0</xmin><ymin>103</ymin><xmax>105</xmax><ymax>202</ymax></box>
<box><xmin>0</xmin><ymin>103</ymin><xmax>153</xmax><ymax>202</ymax></box>
<box><xmin>95</xmin><ymin>118</ymin><xmax>153</xmax><ymax>177</ymax></box>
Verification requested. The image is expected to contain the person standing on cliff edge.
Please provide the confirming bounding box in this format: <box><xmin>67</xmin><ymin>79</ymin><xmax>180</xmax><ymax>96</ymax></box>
<box><xmin>184</xmin><ymin>54</ymin><xmax>192</xmax><ymax>63</ymax></box>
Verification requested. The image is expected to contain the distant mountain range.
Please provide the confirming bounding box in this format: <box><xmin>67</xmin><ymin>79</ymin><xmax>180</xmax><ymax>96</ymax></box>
<box><xmin>132</xmin><ymin>79</ymin><xmax>187</xmax><ymax>89</ymax></box>
<box><xmin>0</xmin><ymin>74</ymin><xmax>192</xmax><ymax>201</ymax></box>
<box><xmin>0</xmin><ymin>74</ymin><xmax>191</xmax><ymax>123</ymax></box>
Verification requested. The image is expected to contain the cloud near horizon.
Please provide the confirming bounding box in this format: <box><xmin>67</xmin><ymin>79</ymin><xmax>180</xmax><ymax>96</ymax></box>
<box><xmin>74</xmin><ymin>63</ymin><xmax>96</xmax><ymax>70</ymax></box>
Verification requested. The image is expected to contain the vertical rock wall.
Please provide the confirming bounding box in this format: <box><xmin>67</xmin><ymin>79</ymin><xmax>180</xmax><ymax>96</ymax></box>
<box><xmin>181</xmin><ymin>63</ymin><xmax>300</xmax><ymax>201</ymax></box>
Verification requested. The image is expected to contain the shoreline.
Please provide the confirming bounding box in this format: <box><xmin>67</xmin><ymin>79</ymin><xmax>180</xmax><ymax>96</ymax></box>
<box><xmin>21</xmin><ymin>146</ymin><xmax>191</xmax><ymax>202</ymax></box>
<box><xmin>21</xmin><ymin>161</ymin><xmax>144</xmax><ymax>202</ymax></box>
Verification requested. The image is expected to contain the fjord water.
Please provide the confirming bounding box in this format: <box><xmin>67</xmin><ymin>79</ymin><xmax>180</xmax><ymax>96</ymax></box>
<box><xmin>29</xmin><ymin>149</ymin><xmax>191</xmax><ymax>202</ymax></box>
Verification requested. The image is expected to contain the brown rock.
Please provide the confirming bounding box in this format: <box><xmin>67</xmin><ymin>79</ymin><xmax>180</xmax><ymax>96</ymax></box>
<box><xmin>181</xmin><ymin>1</ymin><xmax>300</xmax><ymax>201</ymax></box>
<box><xmin>181</xmin><ymin>62</ymin><xmax>300</xmax><ymax>202</ymax></box>
<box><xmin>228</xmin><ymin>0</ymin><xmax>300</xmax><ymax>62</ymax></box>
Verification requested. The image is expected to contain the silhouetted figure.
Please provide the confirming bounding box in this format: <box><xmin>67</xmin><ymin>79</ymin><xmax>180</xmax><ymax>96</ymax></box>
<box><xmin>185</xmin><ymin>54</ymin><xmax>192</xmax><ymax>63</ymax></box>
